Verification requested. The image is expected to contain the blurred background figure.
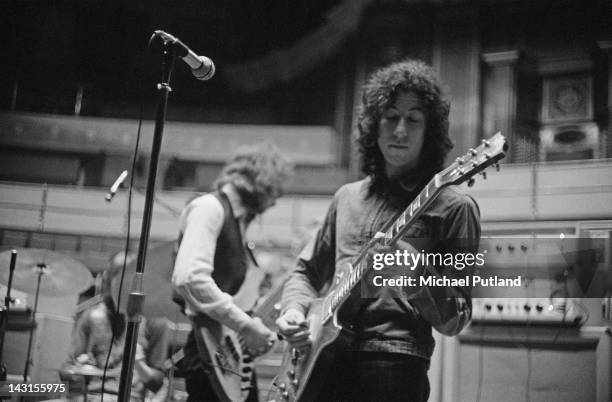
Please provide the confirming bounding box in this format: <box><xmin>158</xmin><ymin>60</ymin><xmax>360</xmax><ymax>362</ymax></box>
<box><xmin>172</xmin><ymin>142</ymin><xmax>292</xmax><ymax>401</ymax></box>
<box><xmin>60</xmin><ymin>251</ymin><xmax>170</xmax><ymax>402</ymax></box>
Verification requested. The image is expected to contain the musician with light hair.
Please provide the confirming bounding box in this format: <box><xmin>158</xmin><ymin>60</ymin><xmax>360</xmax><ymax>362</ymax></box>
<box><xmin>172</xmin><ymin>142</ymin><xmax>293</xmax><ymax>401</ymax></box>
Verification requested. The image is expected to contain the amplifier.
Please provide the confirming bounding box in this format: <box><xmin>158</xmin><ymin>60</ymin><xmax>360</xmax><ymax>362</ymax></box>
<box><xmin>472</xmin><ymin>297</ymin><xmax>586</xmax><ymax>325</ymax></box>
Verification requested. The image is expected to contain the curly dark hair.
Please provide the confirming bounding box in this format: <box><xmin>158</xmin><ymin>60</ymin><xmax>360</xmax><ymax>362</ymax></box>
<box><xmin>213</xmin><ymin>142</ymin><xmax>293</xmax><ymax>215</ymax></box>
<box><xmin>357</xmin><ymin>59</ymin><xmax>453</xmax><ymax>195</ymax></box>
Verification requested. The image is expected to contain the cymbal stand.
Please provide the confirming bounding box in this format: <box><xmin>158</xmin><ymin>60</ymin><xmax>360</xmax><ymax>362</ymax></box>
<box><xmin>23</xmin><ymin>263</ymin><xmax>44</xmax><ymax>381</ymax></box>
<box><xmin>0</xmin><ymin>250</ymin><xmax>17</xmax><ymax>381</ymax></box>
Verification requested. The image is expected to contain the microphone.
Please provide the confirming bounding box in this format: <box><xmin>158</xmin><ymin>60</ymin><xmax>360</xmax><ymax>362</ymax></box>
<box><xmin>154</xmin><ymin>30</ymin><xmax>215</xmax><ymax>81</ymax></box>
<box><xmin>105</xmin><ymin>170</ymin><xmax>128</xmax><ymax>202</ymax></box>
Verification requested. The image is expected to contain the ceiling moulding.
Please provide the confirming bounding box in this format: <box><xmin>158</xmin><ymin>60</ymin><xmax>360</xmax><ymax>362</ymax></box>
<box><xmin>223</xmin><ymin>0</ymin><xmax>373</xmax><ymax>92</ymax></box>
<box><xmin>536</xmin><ymin>53</ymin><xmax>593</xmax><ymax>75</ymax></box>
<box><xmin>482</xmin><ymin>50</ymin><xmax>520</xmax><ymax>66</ymax></box>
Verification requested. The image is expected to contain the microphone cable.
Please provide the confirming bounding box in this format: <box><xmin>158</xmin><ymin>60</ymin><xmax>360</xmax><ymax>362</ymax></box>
<box><xmin>99</xmin><ymin>32</ymin><xmax>158</xmax><ymax>402</ymax></box>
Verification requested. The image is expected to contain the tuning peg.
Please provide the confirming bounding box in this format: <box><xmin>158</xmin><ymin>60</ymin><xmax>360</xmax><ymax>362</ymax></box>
<box><xmin>469</xmin><ymin>148</ymin><xmax>477</xmax><ymax>156</ymax></box>
<box><xmin>456</xmin><ymin>157</ymin><xmax>464</xmax><ymax>165</ymax></box>
<box><xmin>495</xmin><ymin>162</ymin><xmax>500</xmax><ymax>171</ymax></box>
<box><xmin>467</xmin><ymin>178</ymin><xmax>475</xmax><ymax>187</ymax></box>
<box><xmin>480</xmin><ymin>171</ymin><xmax>487</xmax><ymax>180</ymax></box>
<box><xmin>481</xmin><ymin>139</ymin><xmax>491</xmax><ymax>147</ymax></box>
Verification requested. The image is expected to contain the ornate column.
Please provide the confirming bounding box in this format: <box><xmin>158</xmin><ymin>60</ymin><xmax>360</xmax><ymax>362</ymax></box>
<box><xmin>482</xmin><ymin>50</ymin><xmax>520</xmax><ymax>163</ymax></box>
<box><xmin>597</xmin><ymin>40</ymin><xmax>612</xmax><ymax>158</ymax></box>
<box><xmin>435</xmin><ymin>3</ymin><xmax>480</xmax><ymax>166</ymax></box>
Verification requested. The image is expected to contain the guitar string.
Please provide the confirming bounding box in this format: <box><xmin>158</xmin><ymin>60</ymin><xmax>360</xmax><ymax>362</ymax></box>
<box><xmin>202</xmin><ymin>360</ymin><xmax>248</xmax><ymax>378</ymax></box>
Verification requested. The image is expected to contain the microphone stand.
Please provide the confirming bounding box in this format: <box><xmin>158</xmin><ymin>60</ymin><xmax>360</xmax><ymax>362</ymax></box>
<box><xmin>116</xmin><ymin>39</ymin><xmax>176</xmax><ymax>402</ymax></box>
<box><xmin>0</xmin><ymin>250</ymin><xmax>17</xmax><ymax>381</ymax></box>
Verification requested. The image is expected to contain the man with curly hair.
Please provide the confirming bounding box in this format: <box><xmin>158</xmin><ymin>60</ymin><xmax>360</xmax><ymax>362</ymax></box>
<box><xmin>276</xmin><ymin>59</ymin><xmax>480</xmax><ymax>401</ymax></box>
<box><xmin>172</xmin><ymin>142</ymin><xmax>293</xmax><ymax>401</ymax></box>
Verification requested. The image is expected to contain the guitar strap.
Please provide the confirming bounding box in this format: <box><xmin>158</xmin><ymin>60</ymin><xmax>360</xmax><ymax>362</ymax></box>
<box><xmin>342</xmin><ymin>181</ymin><xmax>424</xmax><ymax>328</ymax></box>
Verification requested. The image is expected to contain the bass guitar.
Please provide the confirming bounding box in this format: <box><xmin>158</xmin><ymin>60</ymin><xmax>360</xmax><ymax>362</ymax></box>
<box><xmin>268</xmin><ymin>133</ymin><xmax>507</xmax><ymax>402</ymax></box>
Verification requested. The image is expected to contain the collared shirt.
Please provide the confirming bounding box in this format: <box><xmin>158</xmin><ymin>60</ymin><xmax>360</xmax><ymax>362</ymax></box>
<box><xmin>281</xmin><ymin>178</ymin><xmax>480</xmax><ymax>360</ymax></box>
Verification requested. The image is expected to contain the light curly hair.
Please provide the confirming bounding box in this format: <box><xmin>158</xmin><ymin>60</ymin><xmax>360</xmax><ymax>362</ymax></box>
<box><xmin>213</xmin><ymin>142</ymin><xmax>293</xmax><ymax>214</ymax></box>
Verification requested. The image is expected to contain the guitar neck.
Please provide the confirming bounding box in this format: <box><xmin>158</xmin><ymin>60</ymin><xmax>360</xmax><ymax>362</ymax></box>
<box><xmin>321</xmin><ymin>174</ymin><xmax>445</xmax><ymax>323</ymax></box>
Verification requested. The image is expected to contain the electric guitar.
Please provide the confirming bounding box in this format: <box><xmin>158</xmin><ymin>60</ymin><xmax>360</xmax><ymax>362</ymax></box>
<box><xmin>268</xmin><ymin>133</ymin><xmax>508</xmax><ymax>402</ymax></box>
<box><xmin>192</xmin><ymin>272</ymin><xmax>285</xmax><ymax>402</ymax></box>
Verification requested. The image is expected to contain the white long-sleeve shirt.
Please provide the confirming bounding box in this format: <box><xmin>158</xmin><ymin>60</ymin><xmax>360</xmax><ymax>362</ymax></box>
<box><xmin>172</xmin><ymin>192</ymin><xmax>252</xmax><ymax>332</ymax></box>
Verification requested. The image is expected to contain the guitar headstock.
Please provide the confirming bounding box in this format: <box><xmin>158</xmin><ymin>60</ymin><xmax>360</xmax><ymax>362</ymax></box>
<box><xmin>439</xmin><ymin>132</ymin><xmax>507</xmax><ymax>187</ymax></box>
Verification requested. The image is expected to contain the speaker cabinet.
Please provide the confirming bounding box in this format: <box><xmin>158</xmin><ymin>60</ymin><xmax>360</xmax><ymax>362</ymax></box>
<box><xmin>539</xmin><ymin>123</ymin><xmax>600</xmax><ymax>162</ymax></box>
<box><xmin>437</xmin><ymin>325</ymin><xmax>611</xmax><ymax>402</ymax></box>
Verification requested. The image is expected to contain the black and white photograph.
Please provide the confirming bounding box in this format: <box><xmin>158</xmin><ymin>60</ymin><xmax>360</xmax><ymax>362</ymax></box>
<box><xmin>0</xmin><ymin>1</ymin><xmax>611</xmax><ymax>401</ymax></box>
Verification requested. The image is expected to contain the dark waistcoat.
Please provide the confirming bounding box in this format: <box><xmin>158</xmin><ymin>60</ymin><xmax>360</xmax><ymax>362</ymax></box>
<box><xmin>210</xmin><ymin>191</ymin><xmax>248</xmax><ymax>295</ymax></box>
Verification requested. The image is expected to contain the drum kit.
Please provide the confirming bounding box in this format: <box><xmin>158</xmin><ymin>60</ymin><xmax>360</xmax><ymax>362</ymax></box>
<box><xmin>0</xmin><ymin>248</ymin><xmax>93</xmax><ymax>383</ymax></box>
<box><xmin>0</xmin><ymin>245</ymin><xmax>189</xmax><ymax>401</ymax></box>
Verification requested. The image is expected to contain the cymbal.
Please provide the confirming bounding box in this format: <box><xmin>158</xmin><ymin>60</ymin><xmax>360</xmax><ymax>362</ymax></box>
<box><xmin>62</xmin><ymin>364</ymin><xmax>121</xmax><ymax>378</ymax></box>
<box><xmin>0</xmin><ymin>248</ymin><xmax>92</xmax><ymax>297</ymax></box>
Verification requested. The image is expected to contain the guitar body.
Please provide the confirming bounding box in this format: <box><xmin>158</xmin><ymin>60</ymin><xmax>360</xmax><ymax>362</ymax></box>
<box><xmin>192</xmin><ymin>314</ymin><xmax>254</xmax><ymax>402</ymax></box>
<box><xmin>191</xmin><ymin>274</ymin><xmax>285</xmax><ymax>402</ymax></box>
<box><xmin>270</xmin><ymin>297</ymin><xmax>354</xmax><ymax>402</ymax></box>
